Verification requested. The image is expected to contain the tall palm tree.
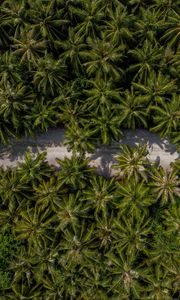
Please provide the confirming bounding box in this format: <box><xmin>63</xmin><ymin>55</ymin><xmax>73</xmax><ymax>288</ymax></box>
<box><xmin>127</xmin><ymin>40</ymin><xmax>163</xmax><ymax>83</ymax></box>
<box><xmin>0</xmin><ymin>51</ymin><xmax>22</xmax><ymax>86</ymax></box>
<box><xmin>74</xmin><ymin>0</ymin><xmax>104</xmax><ymax>39</ymax></box>
<box><xmin>64</xmin><ymin>121</ymin><xmax>96</xmax><ymax>155</ymax></box>
<box><xmin>114</xmin><ymin>178</ymin><xmax>155</xmax><ymax>217</ymax></box>
<box><xmin>117</xmin><ymin>89</ymin><xmax>148</xmax><ymax>129</ymax></box>
<box><xmin>83</xmin><ymin>37</ymin><xmax>125</xmax><ymax>79</ymax></box>
<box><xmin>113</xmin><ymin>144</ymin><xmax>149</xmax><ymax>181</ymax></box>
<box><xmin>161</xmin><ymin>9</ymin><xmax>180</xmax><ymax>51</ymax></box>
<box><xmin>82</xmin><ymin>176</ymin><xmax>116</xmax><ymax>216</ymax></box>
<box><xmin>12</xmin><ymin>28</ymin><xmax>46</xmax><ymax>69</ymax></box>
<box><xmin>83</xmin><ymin>77</ymin><xmax>121</xmax><ymax>114</ymax></box>
<box><xmin>113</xmin><ymin>213</ymin><xmax>152</xmax><ymax>255</ymax></box>
<box><xmin>150</xmin><ymin>93</ymin><xmax>180</xmax><ymax>138</ymax></box>
<box><xmin>53</xmin><ymin>192</ymin><xmax>87</xmax><ymax>231</ymax></box>
<box><xmin>56</xmin><ymin>154</ymin><xmax>95</xmax><ymax>189</ymax></box>
<box><xmin>148</xmin><ymin>166</ymin><xmax>180</xmax><ymax>205</ymax></box>
<box><xmin>105</xmin><ymin>250</ymin><xmax>148</xmax><ymax>299</ymax></box>
<box><xmin>17</xmin><ymin>149</ymin><xmax>53</xmax><ymax>186</ymax></box>
<box><xmin>33</xmin><ymin>54</ymin><xmax>67</xmax><ymax>96</ymax></box>
<box><xmin>104</xmin><ymin>3</ymin><xmax>133</xmax><ymax>47</ymax></box>
<box><xmin>55</xmin><ymin>28</ymin><xmax>87</xmax><ymax>75</ymax></box>
<box><xmin>89</xmin><ymin>111</ymin><xmax>122</xmax><ymax>145</ymax></box>
<box><xmin>24</xmin><ymin>98</ymin><xmax>58</xmax><ymax>133</ymax></box>
<box><xmin>132</xmin><ymin>71</ymin><xmax>177</xmax><ymax>105</ymax></box>
<box><xmin>14</xmin><ymin>206</ymin><xmax>55</xmax><ymax>255</ymax></box>
<box><xmin>0</xmin><ymin>82</ymin><xmax>35</xmax><ymax>132</ymax></box>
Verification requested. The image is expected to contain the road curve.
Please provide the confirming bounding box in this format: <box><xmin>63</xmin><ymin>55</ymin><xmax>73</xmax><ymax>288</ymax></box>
<box><xmin>0</xmin><ymin>128</ymin><xmax>179</xmax><ymax>177</ymax></box>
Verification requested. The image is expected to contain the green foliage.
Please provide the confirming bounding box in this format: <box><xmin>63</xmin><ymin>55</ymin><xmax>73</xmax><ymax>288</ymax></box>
<box><xmin>0</xmin><ymin>0</ymin><xmax>179</xmax><ymax>150</ymax></box>
<box><xmin>0</xmin><ymin>150</ymin><xmax>179</xmax><ymax>298</ymax></box>
<box><xmin>0</xmin><ymin>0</ymin><xmax>179</xmax><ymax>298</ymax></box>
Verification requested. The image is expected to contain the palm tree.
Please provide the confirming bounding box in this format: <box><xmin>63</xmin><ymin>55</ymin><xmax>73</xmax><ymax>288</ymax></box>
<box><xmin>105</xmin><ymin>250</ymin><xmax>148</xmax><ymax>299</ymax></box>
<box><xmin>114</xmin><ymin>178</ymin><xmax>155</xmax><ymax>217</ymax></box>
<box><xmin>74</xmin><ymin>0</ymin><xmax>104</xmax><ymax>39</ymax></box>
<box><xmin>12</xmin><ymin>28</ymin><xmax>46</xmax><ymax>69</ymax></box>
<box><xmin>83</xmin><ymin>37</ymin><xmax>125</xmax><ymax>79</ymax></box>
<box><xmin>127</xmin><ymin>40</ymin><xmax>163</xmax><ymax>83</ymax></box>
<box><xmin>163</xmin><ymin>204</ymin><xmax>180</xmax><ymax>240</ymax></box>
<box><xmin>64</xmin><ymin>121</ymin><xmax>96</xmax><ymax>155</ymax></box>
<box><xmin>89</xmin><ymin>111</ymin><xmax>122</xmax><ymax>145</ymax></box>
<box><xmin>56</xmin><ymin>154</ymin><xmax>95</xmax><ymax>189</ymax></box>
<box><xmin>24</xmin><ymin>97</ymin><xmax>58</xmax><ymax>133</ymax></box>
<box><xmin>0</xmin><ymin>82</ymin><xmax>35</xmax><ymax>132</ymax></box>
<box><xmin>117</xmin><ymin>89</ymin><xmax>148</xmax><ymax>129</ymax></box>
<box><xmin>161</xmin><ymin>9</ymin><xmax>180</xmax><ymax>51</ymax></box>
<box><xmin>30</xmin><ymin>0</ymin><xmax>69</xmax><ymax>42</ymax></box>
<box><xmin>33</xmin><ymin>54</ymin><xmax>67</xmax><ymax>96</ymax></box>
<box><xmin>83</xmin><ymin>77</ymin><xmax>121</xmax><ymax>114</ymax></box>
<box><xmin>82</xmin><ymin>176</ymin><xmax>116</xmax><ymax>216</ymax></box>
<box><xmin>0</xmin><ymin>51</ymin><xmax>22</xmax><ymax>86</ymax></box>
<box><xmin>0</xmin><ymin>167</ymin><xmax>30</xmax><ymax>208</ymax></box>
<box><xmin>17</xmin><ymin>149</ymin><xmax>53</xmax><ymax>186</ymax></box>
<box><xmin>55</xmin><ymin>28</ymin><xmax>87</xmax><ymax>74</ymax></box>
<box><xmin>0</xmin><ymin>0</ymin><xmax>28</xmax><ymax>42</ymax></box>
<box><xmin>150</xmin><ymin>93</ymin><xmax>180</xmax><ymax>138</ymax></box>
<box><xmin>14</xmin><ymin>206</ymin><xmax>55</xmax><ymax>255</ymax></box>
<box><xmin>53</xmin><ymin>192</ymin><xmax>87</xmax><ymax>232</ymax></box>
<box><xmin>104</xmin><ymin>3</ymin><xmax>133</xmax><ymax>47</ymax></box>
<box><xmin>113</xmin><ymin>144</ymin><xmax>149</xmax><ymax>181</ymax></box>
<box><xmin>148</xmin><ymin>166</ymin><xmax>180</xmax><ymax>205</ymax></box>
<box><xmin>113</xmin><ymin>213</ymin><xmax>152</xmax><ymax>256</ymax></box>
<box><xmin>132</xmin><ymin>71</ymin><xmax>177</xmax><ymax>105</ymax></box>
<box><xmin>58</xmin><ymin>220</ymin><xmax>96</xmax><ymax>268</ymax></box>
<box><xmin>145</xmin><ymin>265</ymin><xmax>175</xmax><ymax>300</ymax></box>
<box><xmin>134</xmin><ymin>7</ymin><xmax>164</xmax><ymax>43</ymax></box>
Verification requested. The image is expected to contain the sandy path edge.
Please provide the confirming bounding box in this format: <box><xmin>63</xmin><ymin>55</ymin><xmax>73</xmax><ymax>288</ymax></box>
<box><xmin>0</xmin><ymin>128</ymin><xmax>179</xmax><ymax>177</ymax></box>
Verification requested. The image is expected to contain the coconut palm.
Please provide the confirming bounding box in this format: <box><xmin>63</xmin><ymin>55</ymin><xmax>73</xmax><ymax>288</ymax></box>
<box><xmin>114</xmin><ymin>178</ymin><xmax>155</xmax><ymax>217</ymax></box>
<box><xmin>53</xmin><ymin>192</ymin><xmax>88</xmax><ymax>232</ymax></box>
<box><xmin>132</xmin><ymin>71</ymin><xmax>177</xmax><ymax>105</ymax></box>
<box><xmin>0</xmin><ymin>51</ymin><xmax>22</xmax><ymax>86</ymax></box>
<box><xmin>89</xmin><ymin>111</ymin><xmax>122</xmax><ymax>145</ymax></box>
<box><xmin>56</xmin><ymin>154</ymin><xmax>95</xmax><ymax>189</ymax></box>
<box><xmin>150</xmin><ymin>93</ymin><xmax>180</xmax><ymax>138</ymax></box>
<box><xmin>30</xmin><ymin>0</ymin><xmax>69</xmax><ymax>42</ymax></box>
<box><xmin>148</xmin><ymin>166</ymin><xmax>180</xmax><ymax>205</ymax></box>
<box><xmin>64</xmin><ymin>121</ymin><xmax>96</xmax><ymax>155</ymax></box>
<box><xmin>74</xmin><ymin>0</ymin><xmax>104</xmax><ymax>39</ymax></box>
<box><xmin>0</xmin><ymin>0</ymin><xmax>28</xmax><ymax>40</ymax></box>
<box><xmin>0</xmin><ymin>82</ymin><xmax>35</xmax><ymax>132</ymax></box>
<box><xmin>105</xmin><ymin>250</ymin><xmax>148</xmax><ymax>299</ymax></box>
<box><xmin>134</xmin><ymin>7</ymin><xmax>164</xmax><ymax>43</ymax></box>
<box><xmin>113</xmin><ymin>144</ymin><xmax>149</xmax><ymax>181</ymax></box>
<box><xmin>161</xmin><ymin>9</ymin><xmax>180</xmax><ymax>51</ymax></box>
<box><xmin>0</xmin><ymin>168</ymin><xmax>30</xmax><ymax>207</ymax></box>
<box><xmin>55</xmin><ymin>28</ymin><xmax>87</xmax><ymax>74</ymax></box>
<box><xmin>113</xmin><ymin>213</ymin><xmax>152</xmax><ymax>255</ymax></box>
<box><xmin>24</xmin><ymin>98</ymin><xmax>58</xmax><ymax>133</ymax></box>
<box><xmin>104</xmin><ymin>3</ymin><xmax>133</xmax><ymax>47</ymax></box>
<box><xmin>82</xmin><ymin>176</ymin><xmax>116</xmax><ymax>216</ymax></box>
<box><xmin>12</xmin><ymin>28</ymin><xmax>46</xmax><ymax>69</ymax></box>
<box><xmin>33</xmin><ymin>54</ymin><xmax>67</xmax><ymax>96</ymax></box>
<box><xmin>163</xmin><ymin>204</ymin><xmax>180</xmax><ymax>240</ymax></box>
<box><xmin>14</xmin><ymin>206</ymin><xmax>55</xmax><ymax>255</ymax></box>
<box><xmin>117</xmin><ymin>89</ymin><xmax>148</xmax><ymax>129</ymax></box>
<box><xmin>127</xmin><ymin>40</ymin><xmax>163</xmax><ymax>83</ymax></box>
<box><xmin>17</xmin><ymin>149</ymin><xmax>53</xmax><ymax>186</ymax></box>
<box><xmin>83</xmin><ymin>77</ymin><xmax>121</xmax><ymax>114</ymax></box>
<box><xmin>83</xmin><ymin>37</ymin><xmax>125</xmax><ymax>79</ymax></box>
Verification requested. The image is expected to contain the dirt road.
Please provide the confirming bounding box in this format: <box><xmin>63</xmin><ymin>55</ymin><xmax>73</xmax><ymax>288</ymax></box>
<box><xmin>0</xmin><ymin>128</ymin><xmax>179</xmax><ymax>177</ymax></box>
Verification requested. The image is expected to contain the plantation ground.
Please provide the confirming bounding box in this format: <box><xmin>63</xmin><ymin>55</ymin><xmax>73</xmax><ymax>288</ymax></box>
<box><xmin>0</xmin><ymin>128</ymin><xmax>179</xmax><ymax>177</ymax></box>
